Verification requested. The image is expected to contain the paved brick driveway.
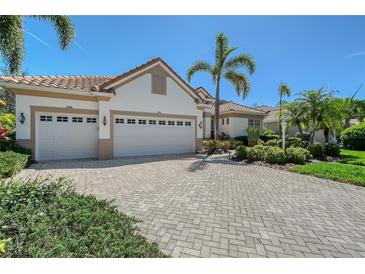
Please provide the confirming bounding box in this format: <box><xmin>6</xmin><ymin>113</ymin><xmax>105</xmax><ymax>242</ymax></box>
<box><xmin>18</xmin><ymin>154</ymin><xmax>365</xmax><ymax>257</ymax></box>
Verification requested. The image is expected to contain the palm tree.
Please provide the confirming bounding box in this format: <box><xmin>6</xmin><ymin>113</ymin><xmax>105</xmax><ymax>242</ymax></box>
<box><xmin>278</xmin><ymin>82</ymin><xmax>291</xmax><ymax>135</ymax></box>
<box><xmin>186</xmin><ymin>32</ymin><xmax>255</xmax><ymax>140</ymax></box>
<box><xmin>296</xmin><ymin>87</ymin><xmax>334</xmax><ymax>144</ymax></box>
<box><xmin>283</xmin><ymin>102</ymin><xmax>306</xmax><ymax>137</ymax></box>
<box><xmin>0</xmin><ymin>16</ymin><xmax>75</xmax><ymax>74</ymax></box>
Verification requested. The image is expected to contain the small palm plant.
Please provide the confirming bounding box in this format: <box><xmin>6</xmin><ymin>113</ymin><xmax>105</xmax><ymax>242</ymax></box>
<box><xmin>278</xmin><ymin>82</ymin><xmax>291</xmax><ymax>135</ymax></box>
<box><xmin>187</xmin><ymin>32</ymin><xmax>256</xmax><ymax>140</ymax></box>
<box><xmin>0</xmin><ymin>16</ymin><xmax>75</xmax><ymax>74</ymax></box>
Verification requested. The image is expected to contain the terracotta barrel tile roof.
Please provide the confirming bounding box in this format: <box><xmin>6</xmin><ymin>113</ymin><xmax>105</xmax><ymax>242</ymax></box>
<box><xmin>0</xmin><ymin>75</ymin><xmax>115</xmax><ymax>92</ymax></box>
<box><xmin>211</xmin><ymin>101</ymin><xmax>267</xmax><ymax>116</ymax></box>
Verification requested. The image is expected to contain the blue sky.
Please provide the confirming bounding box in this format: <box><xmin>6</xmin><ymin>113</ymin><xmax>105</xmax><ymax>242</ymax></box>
<box><xmin>6</xmin><ymin>16</ymin><xmax>365</xmax><ymax>106</ymax></box>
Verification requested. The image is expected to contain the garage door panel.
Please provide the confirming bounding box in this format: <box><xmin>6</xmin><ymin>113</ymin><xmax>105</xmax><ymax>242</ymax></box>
<box><xmin>113</xmin><ymin>115</ymin><xmax>195</xmax><ymax>157</ymax></box>
<box><xmin>36</xmin><ymin>113</ymin><xmax>98</xmax><ymax>161</ymax></box>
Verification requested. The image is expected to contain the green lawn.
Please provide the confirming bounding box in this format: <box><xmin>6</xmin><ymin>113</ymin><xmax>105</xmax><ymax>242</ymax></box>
<box><xmin>290</xmin><ymin>162</ymin><xmax>365</xmax><ymax>187</ymax></box>
<box><xmin>340</xmin><ymin>149</ymin><xmax>365</xmax><ymax>166</ymax></box>
<box><xmin>0</xmin><ymin>178</ymin><xmax>166</xmax><ymax>258</ymax></box>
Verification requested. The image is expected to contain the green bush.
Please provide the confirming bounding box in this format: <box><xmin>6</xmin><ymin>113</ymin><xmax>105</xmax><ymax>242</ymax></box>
<box><xmin>0</xmin><ymin>178</ymin><xmax>165</xmax><ymax>258</ymax></box>
<box><xmin>265</xmin><ymin>139</ymin><xmax>279</xmax><ymax>146</ymax></box>
<box><xmin>0</xmin><ymin>151</ymin><xmax>30</xmax><ymax>178</ymax></box>
<box><xmin>260</xmin><ymin>129</ymin><xmax>280</xmax><ymax>142</ymax></box>
<box><xmin>263</xmin><ymin>146</ymin><xmax>286</xmax><ymax>164</ymax></box>
<box><xmin>341</xmin><ymin>123</ymin><xmax>365</xmax><ymax>150</ymax></box>
<box><xmin>234</xmin><ymin>136</ymin><xmax>248</xmax><ymax>146</ymax></box>
<box><xmin>203</xmin><ymin>140</ymin><xmax>216</xmax><ymax>154</ymax></box>
<box><xmin>235</xmin><ymin>145</ymin><xmax>248</xmax><ymax>161</ymax></box>
<box><xmin>247</xmin><ymin>127</ymin><xmax>260</xmax><ymax>147</ymax></box>
<box><xmin>216</xmin><ymin>140</ymin><xmax>231</xmax><ymax>151</ymax></box>
<box><xmin>308</xmin><ymin>142</ymin><xmax>325</xmax><ymax>159</ymax></box>
<box><xmin>278</xmin><ymin>137</ymin><xmax>308</xmax><ymax>149</ymax></box>
<box><xmin>286</xmin><ymin>147</ymin><xmax>311</xmax><ymax>164</ymax></box>
<box><xmin>325</xmin><ymin>143</ymin><xmax>340</xmax><ymax>157</ymax></box>
<box><xmin>229</xmin><ymin>140</ymin><xmax>243</xmax><ymax>149</ymax></box>
<box><xmin>246</xmin><ymin>145</ymin><xmax>266</xmax><ymax>162</ymax></box>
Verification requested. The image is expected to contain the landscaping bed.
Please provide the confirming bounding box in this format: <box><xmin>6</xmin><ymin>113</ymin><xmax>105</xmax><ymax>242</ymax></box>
<box><xmin>0</xmin><ymin>177</ymin><xmax>166</xmax><ymax>258</ymax></box>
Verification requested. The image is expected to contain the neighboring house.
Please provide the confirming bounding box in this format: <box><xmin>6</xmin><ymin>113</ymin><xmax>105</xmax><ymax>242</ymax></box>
<box><xmin>257</xmin><ymin>106</ymin><xmax>326</xmax><ymax>142</ymax></box>
<box><xmin>211</xmin><ymin>101</ymin><xmax>267</xmax><ymax>138</ymax></box>
<box><xmin>0</xmin><ymin>58</ymin><xmax>212</xmax><ymax>161</ymax></box>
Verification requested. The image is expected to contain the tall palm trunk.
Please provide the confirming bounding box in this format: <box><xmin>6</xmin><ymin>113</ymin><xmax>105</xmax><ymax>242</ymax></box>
<box><xmin>214</xmin><ymin>77</ymin><xmax>221</xmax><ymax>141</ymax></box>
<box><xmin>279</xmin><ymin>94</ymin><xmax>282</xmax><ymax>136</ymax></box>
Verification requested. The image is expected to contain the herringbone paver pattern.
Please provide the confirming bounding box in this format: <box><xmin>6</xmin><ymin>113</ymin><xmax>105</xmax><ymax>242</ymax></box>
<box><xmin>18</xmin><ymin>154</ymin><xmax>365</xmax><ymax>257</ymax></box>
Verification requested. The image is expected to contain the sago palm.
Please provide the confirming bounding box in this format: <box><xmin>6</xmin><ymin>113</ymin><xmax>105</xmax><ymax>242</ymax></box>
<box><xmin>186</xmin><ymin>32</ymin><xmax>256</xmax><ymax>140</ymax></box>
<box><xmin>278</xmin><ymin>82</ymin><xmax>291</xmax><ymax>135</ymax></box>
<box><xmin>0</xmin><ymin>16</ymin><xmax>75</xmax><ymax>74</ymax></box>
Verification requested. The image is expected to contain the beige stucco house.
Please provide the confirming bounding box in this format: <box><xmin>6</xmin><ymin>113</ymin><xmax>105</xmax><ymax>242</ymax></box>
<box><xmin>211</xmin><ymin>101</ymin><xmax>267</xmax><ymax>138</ymax></box>
<box><xmin>0</xmin><ymin>58</ymin><xmax>214</xmax><ymax>161</ymax></box>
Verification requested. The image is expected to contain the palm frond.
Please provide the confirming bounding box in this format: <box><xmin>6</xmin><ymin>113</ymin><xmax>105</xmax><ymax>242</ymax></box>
<box><xmin>224</xmin><ymin>70</ymin><xmax>250</xmax><ymax>99</ymax></box>
<box><xmin>278</xmin><ymin>82</ymin><xmax>291</xmax><ymax>97</ymax></box>
<box><xmin>30</xmin><ymin>15</ymin><xmax>75</xmax><ymax>49</ymax></box>
<box><xmin>0</xmin><ymin>16</ymin><xmax>24</xmax><ymax>74</ymax></box>
<box><xmin>215</xmin><ymin>32</ymin><xmax>228</xmax><ymax>67</ymax></box>
<box><xmin>186</xmin><ymin>60</ymin><xmax>213</xmax><ymax>82</ymax></box>
<box><xmin>224</xmin><ymin>54</ymin><xmax>256</xmax><ymax>74</ymax></box>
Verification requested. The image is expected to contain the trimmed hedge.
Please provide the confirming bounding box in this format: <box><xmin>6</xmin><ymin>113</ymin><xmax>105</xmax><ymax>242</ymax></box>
<box><xmin>286</xmin><ymin>147</ymin><xmax>311</xmax><ymax>164</ymax></box>
<box><xmin>0</xmin><ymin>151</ymin><xmax>31</xmax><ymax>178</ymax></box>
<box><xmin>264</xmin><ymin>146</ymin><xmax>286</xmax><ymax>164</ymax></box>
<box><xmin>341</xmin><ymin>123</ymin><xmax>365</xmax><ymax>151</ymax></box>
<box><xmin>235</xmin><ymin>145</ymin><xmax>248</xmax><ymax>161</ymax></box>
<box><xmin>325</xmin><ymin>143</ymin><xmax>340</xmax><ymax>157</ymax></box>
<box><xmin>247</xmin><ymin>145</ymin><xmax>266</xmax><ymax>162</ymax></box>
<box><xmin>308</xmin><ymin>142</ymin><xmax>325</xmax><ymax>159</ymax></box>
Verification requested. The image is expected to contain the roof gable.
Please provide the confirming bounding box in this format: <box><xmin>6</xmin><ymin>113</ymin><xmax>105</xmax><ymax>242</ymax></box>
<box><xmin>98</xmin><ymin>58</ymin><xmax>201</xmax><ymax>102</ymax></box>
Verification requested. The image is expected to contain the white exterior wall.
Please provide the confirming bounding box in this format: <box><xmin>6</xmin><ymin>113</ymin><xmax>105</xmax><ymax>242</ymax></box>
<box><xmin>15</xmin><ymin>94</ymin><xmax>99</xmax><ymax>139</ymax></box>
<box><xmin>101</xmin><ymin>73</ymin><xmax>203</xmax><ymax>139</ymax></box>
<box><xmin>229</xmin><ymin>117</ymin><xmax>249</xmax><ymax>137</ymax></box>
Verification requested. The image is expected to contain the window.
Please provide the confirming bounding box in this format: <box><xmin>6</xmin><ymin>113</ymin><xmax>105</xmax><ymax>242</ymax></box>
<box><xmin>149</xmin><ymin>120</ymin><xmax>156</xmax><ymax>125</ymax></box>
<box><xmin>72</xmin><ymin>117</ymin><xmax>83</xmax><ymax>123</ymax></box>
<box><xmin>159</xmin><ymin>120</ymin><xmax>166</xmax><ymax>125</ymax></box>
<box><xmin>138</xmin><ymin>119</ymin><xmax>146</xmax><ymax>125</ymax></box>
<box><xmin>222</xmin><ymin>118</ymin><xmax>224</xmax><ymax>125</ymax></box>
<box><xmin>226</xmin><ymin>118</ymin><xmax>229</xmax><ymax>125</ymax></box>
<box><xmin>248</xmin><ymin>119</ymin><xmax>254</xmax><ymax>127</ymax></box>
<box><xmin>168</xmin><ymin>121</ymin><xmax>175</xmax><ymax>126</ymax></box>
<box><xmin>115</xmin><ymin>118</ymin><xmax>124</xmax><ymax>124</ymax></box>
<box><xmin>127</xmin><ymin>119</ymin><xmax>136</xmax><ymax>124</ymax></box>
<box><xmin>40</xmin><ymin>115</ymin><xmax>52</xmax><ymax>122</ymax></box>
<box><xmin>177</xmin><ymin>121</ymin><xmax>183</xmax><ymax>126</ymax></box>
<box><xmin>86</xmin><ymin>117</ymin><xmax>97</xmax><ymax>123</ymax></box>
<box><xmin>151</xmin><ymin>74</ymin><xmax>167</xmax><ymax>95</ymax></box>
<box><xmin>185</xmin><ymin>121</ymin><xmax>191</xmax><ymax>126</ymax></box>
<box><xmin>248</xmin><ymin>119</ymin><xmax>261</xmax><ymax>128</ymax></box>
<box><xmin>57</xmin><ymin>116</ymin><xmax>68</xmax><ymax>122</ymax></box>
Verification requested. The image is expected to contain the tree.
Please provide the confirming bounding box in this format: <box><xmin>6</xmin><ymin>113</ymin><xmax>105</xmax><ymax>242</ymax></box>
<box><xmin>283</xmin><ymin>102</ymin><xmax>307</xmax><ymax>137</ymax></box>
<box><xmin>0</xmin><ymin>16</ymin><xmax>75</xmax><ymax>74</ymax></box>
<box><xmin>187</xmin><ymin>32</ymin><xmax>255</xmax><ymax>140</ymax></box>
<box><xmin>278</xmin><ymin>82</ymin><xmax>291</xmax><ymax>135</ymax></box>
<box><xmin>295</xmin><ymin>87</ymin><xmax>334</xmax><ymax>144</ymax></box>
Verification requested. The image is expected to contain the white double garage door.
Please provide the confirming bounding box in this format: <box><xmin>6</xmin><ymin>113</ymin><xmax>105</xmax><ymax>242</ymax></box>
<box><xmin>36</xmin><ymin>112</ymin><xmax>195</xmax><ymax>161</ymax></box>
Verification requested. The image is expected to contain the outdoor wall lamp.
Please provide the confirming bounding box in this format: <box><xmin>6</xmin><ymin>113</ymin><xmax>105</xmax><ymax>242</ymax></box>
<box><xmin>199</xmin><ymin>121</ymin><xmax>203</xmax><ymax>129</ymax></box>
<box><xmin>103</xmin><ymin>116</ymin><xmax>107</xmax><ymax>126</ymax></box>
<box><xmin>19</xmin><ymin>113</ymin><xmax>25</xmax><ymax>124</ymax></box>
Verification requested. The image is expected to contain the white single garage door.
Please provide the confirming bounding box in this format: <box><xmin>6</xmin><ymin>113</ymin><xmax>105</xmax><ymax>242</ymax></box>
<box><xmin>113</xmin><ymin>115</ymin><xmax>195</xmax><ymax>157</ymax></box>
<box><xmin>36</xmin><ymin>112</ymin><xmax>98</xmax><ymax>161</ymax></box>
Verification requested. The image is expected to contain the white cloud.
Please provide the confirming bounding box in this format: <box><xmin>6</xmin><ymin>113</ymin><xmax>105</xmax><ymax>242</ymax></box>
<box><xmin>344</xmin><ymin>50</ymin><xmax>365</xmax><ymax>59</ymax></box>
